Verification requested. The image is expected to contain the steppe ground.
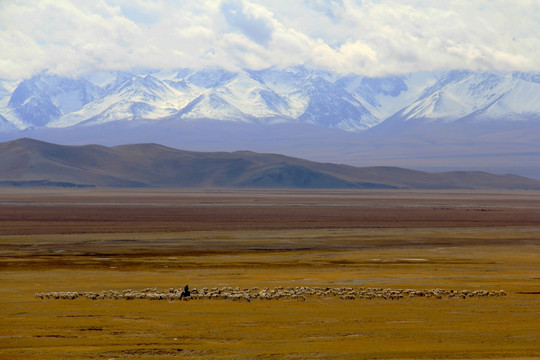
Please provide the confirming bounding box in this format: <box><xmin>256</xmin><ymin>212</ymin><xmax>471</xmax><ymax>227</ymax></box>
<box><xmin>0</xmin><ymin>188</ymin><xmax>539</xmax><ymax>359</ymax></box>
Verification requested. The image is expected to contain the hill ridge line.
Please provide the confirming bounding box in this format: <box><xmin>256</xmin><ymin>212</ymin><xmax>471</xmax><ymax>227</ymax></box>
<box><xmin>1</xmin><ymin>138</ymin><xmax>539</xmax><ymax>190</ymax></box>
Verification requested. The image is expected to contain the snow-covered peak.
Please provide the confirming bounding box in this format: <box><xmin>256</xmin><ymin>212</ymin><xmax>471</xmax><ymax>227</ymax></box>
<box><xmin>112</xmin><ymin>75</ymin><xmax>170</xmax><ymax>102</ymax></box>
<box><xmin>1</xmin><ymin>67</ymin><xmax>540</xmax><ymax>133</ymax></box>
<box><xmin>50</xmin><ymin>73</ymin><xmax>182</xmax><ymax>128</ymax></box>
<box><xmin>4</xmin><ymin>73</ymin><xmax>101</xmax><ymax>127</ymax></box>
<box><xmin>213</xmin><ymin>72</ymin><xmax>291</xmax><ymax>118</ymax></box>
<box><xmin>185</xmin><ymin>68</ymin><xmax>238</xmax><ymax>89</ymax></box>
<box><xmin>298</xmin><ymin>75</ymin><xmax>378</xmax><ymax>131</ymax></box>
<box><xmin>477</xmin><ymin>74</ymin><xmax>540</xmax><ymax>120</ymax></box>
<box><xmin>397</xmin><ymin>70</ymin><xmax>540</xmax><ymax>122</ymax></box>
<box><xmin>337</xmin><ymin>72</ymin><xmax>435</xmax><ymax>120</ymax></box>
<box><xmin>177</xmin><ymin>91</ymin><xmax>253</xmax><ymax>122</ymax></box>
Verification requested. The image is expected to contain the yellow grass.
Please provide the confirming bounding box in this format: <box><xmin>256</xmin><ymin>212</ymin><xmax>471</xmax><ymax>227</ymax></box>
<box><xmin>1</xmin><ymin>189</ymin><xmax>539</xmax><ymax>359</ymax></box>
<box><xmin>1</xmin><ymin>227</ymin><xmax>540</xmax><ymax>359</ymax></box>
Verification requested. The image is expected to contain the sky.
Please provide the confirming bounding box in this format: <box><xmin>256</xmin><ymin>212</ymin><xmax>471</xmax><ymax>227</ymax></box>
<box><xmin>1</xmin><ymin>0</ymin><xmax>540</xmax><ymax>80</ymax></box>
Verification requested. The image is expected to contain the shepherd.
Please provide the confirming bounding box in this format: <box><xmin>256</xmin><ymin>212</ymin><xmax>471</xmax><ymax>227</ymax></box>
<box><xmin>181</xmin><ymin>285</ymin><xmax>190</xmax><ymax>298</ymax></box>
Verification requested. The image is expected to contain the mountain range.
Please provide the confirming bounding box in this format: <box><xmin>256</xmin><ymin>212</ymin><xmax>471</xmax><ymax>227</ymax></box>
<box><xmin>3</xmin><ymin>66</ymin><xmax>540</xmax><ymax>131</ymax></box>
<box><xmin>1</xmin><ymin>138</ymin><xmax>539</xmax><ymax>189</ymax></box>
<box><xmin>0</xmin><ymin>66</ymin><xmax>539</xmax><ymax>179</ymax></box>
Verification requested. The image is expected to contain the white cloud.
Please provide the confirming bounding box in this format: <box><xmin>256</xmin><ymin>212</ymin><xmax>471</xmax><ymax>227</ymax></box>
<box><xmin>220</xmin><ymin>0</ymin><xmax>275</xmax><ymax>45</ymax></box>
<box><xmin>1</xmin><ymin>0</ymin><xmax>540</xmax><ymax>80</ymax></box>
<box><xmin>303</xmin><ymin>0</ymin><xmax>346</xmax><ymax>21</ymax></box>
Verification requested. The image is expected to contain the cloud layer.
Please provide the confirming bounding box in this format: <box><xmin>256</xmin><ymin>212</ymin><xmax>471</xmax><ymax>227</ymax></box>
<box><xmin>1</xmin><ymin>0</ymin><xmax>540</xmax><ymax>80</ymax></box>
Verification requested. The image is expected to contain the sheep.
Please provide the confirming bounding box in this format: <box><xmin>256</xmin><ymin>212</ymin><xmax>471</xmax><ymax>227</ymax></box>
<box><xmin>34</xmin><ymin>286</ymin><xmax>507</xmax><ymax>302</ymax></box>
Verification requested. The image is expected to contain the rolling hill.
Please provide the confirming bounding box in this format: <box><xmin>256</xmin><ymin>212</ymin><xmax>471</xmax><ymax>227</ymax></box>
<box><xmin>1</xmin><ymin>138</ymin><xmax>539</xmax><ymax>189</ymax></box>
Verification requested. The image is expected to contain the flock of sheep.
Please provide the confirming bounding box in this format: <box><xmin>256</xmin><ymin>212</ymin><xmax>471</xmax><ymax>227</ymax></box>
<box><xmin>35</xmin><ymin>286</ymin><xmax>507</xmax><ymax>301</ymax></box>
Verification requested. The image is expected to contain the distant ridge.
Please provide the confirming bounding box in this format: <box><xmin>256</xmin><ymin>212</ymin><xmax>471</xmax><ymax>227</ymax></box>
<box><xmin>1</xmin><ymin>138</ymin><xmax>539</xmax><ymax>189</ymax></box>
<box><xmin>0</xmin><ymin>180</ymin><xmax>95</xmax><ymax>188</ymax></box>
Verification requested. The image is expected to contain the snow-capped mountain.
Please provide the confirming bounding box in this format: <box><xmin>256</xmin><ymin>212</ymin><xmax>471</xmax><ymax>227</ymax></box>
<box><xmin>1</xmin><ymin>66</ymin><xmax>540</xmax><ymax>134</ymax></box>
<box><xmin>52</xmin><ymin>73</ymin><xmax>184</xmax><ymax>127</ymax></box>
<box><xmin>0</xmin><ymin>66</ymin><xmax>409</xmax><ymax>132</ymax></box>
<box><xmin>297</xmin><ymin>75</ymin><xmax>378</xmax><ymax>131</ymax></box>
<box><xmin>393</xmin><ymin>70</ymin><xmax>540</xmax><ymax>123</ymax></box>
<box><xmin>337</xmin><ymin>72</ymin><xmax>435</xmax><ymax>120</ymax></box>
<box><xmin>5</xmin><ymin>74</ymin><xmax>101</xmax><ymax>128</ymax></box>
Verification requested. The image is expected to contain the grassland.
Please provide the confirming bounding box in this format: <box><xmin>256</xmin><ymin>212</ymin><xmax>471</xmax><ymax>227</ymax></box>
<box><xmin>0</xmin><ymin>189</ymin><xmax>539</xmax><ymax>359</ymax></box>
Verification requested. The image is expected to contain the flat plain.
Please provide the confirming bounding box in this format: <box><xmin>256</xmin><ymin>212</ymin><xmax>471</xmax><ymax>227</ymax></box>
<box><xmin>0</xmin><ymin>188</ymin><xmax>539</xmax><ymax>359</ymax></box>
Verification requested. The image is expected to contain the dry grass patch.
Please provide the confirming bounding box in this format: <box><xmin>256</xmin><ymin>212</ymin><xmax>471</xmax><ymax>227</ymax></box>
<box><xmin>1</xmin><ymin>189</ymin><xmax>539</xmax><ymax>359</ymax></box>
